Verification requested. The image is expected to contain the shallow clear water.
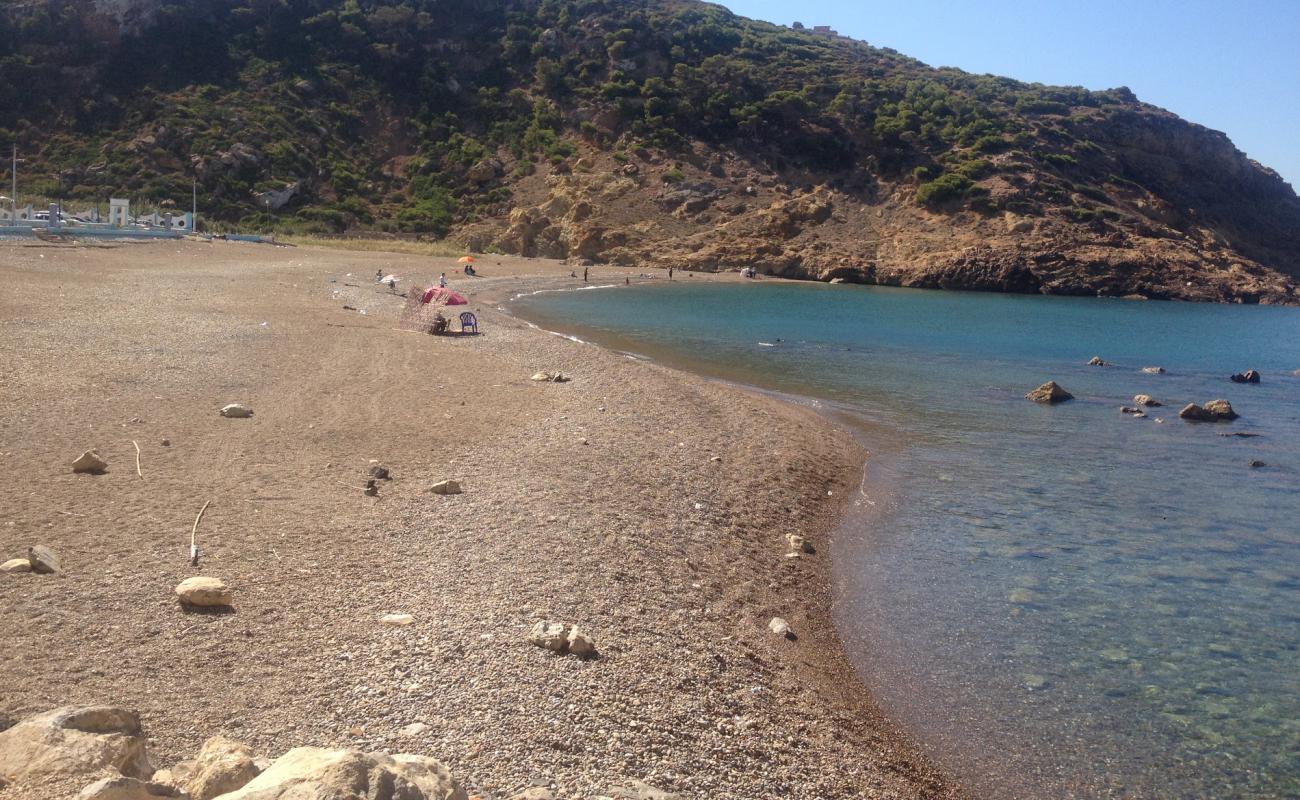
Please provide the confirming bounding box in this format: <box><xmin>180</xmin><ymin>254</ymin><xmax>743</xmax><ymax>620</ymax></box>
<box><xmin>513</xmin><ymin>281</ymin><xmax>1300</xmax><ymax>799</ymax></box>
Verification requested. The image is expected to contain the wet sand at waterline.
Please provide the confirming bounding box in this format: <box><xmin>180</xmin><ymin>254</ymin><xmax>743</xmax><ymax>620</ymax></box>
<box><xmin>0</xmin><ymin>240</ymin><xmax>956</xmax><ymax>799</ymax></box>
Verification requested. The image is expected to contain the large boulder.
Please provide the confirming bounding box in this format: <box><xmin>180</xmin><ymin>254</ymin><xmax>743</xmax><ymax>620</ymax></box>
<box><xmin>175</xmin><ymin>577</ymin><xmax>233</xmax><ymax>608</ymax></box>
<box><xmin>79</xmin><ymin>776</ymin><xmax>180</xmax><ymax>800</ymax></box>
<box><xmin>1203</xmin><ymin>399</ymin><xmax>1239</xmax><ymax>420</ymax></box>
<box><xmin>1025</xmin><ymin>381</ymin><xmax>1073</xmax><ymax>403</ymax></box>
<box><xmin>167</xmin><ymin>736</ymin><xmax>261</xmax><ymax>800</ymax></box>
<box><xmin>208</xmin><ymin>746</ymin><xmax>465</xmax><ymax>800</ymax></box>
<box><xmin>0</xmin><ymin>706</ymin><xmax>152</xmax><ymax>784</ymax></box>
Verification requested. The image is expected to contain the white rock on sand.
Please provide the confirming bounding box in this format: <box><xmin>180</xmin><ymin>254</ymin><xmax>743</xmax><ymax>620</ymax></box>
<box><xmin>1</xmin><ymin>557</ymin><xmax>33</xmax><ymax>573</ymax></box>
<box><xmin>381</xmin><ymin>613</ymin><xmax>415</xmax><ymax>626</ymax></box>
<box><xmin>565</xmin><ymin>626</ymin><xmax>597</xmax><ymax>658</ymax></box>
<box><xmin>219</xmin><ymin>403</ymin><xmax>254</xmax><ymax>418</ymax></box>
<box><xmin>527</xmin><ymin>621</ymin><xmax>570</xmax><ymax>653</ymax></box>
<box><xmin>768</xmin><ymin>617</ymin><xmax>796</xmax><ymax>640</ymax></box>
<box><xmin>428</xmin><ymin>480</ymin><xmax>462</xmax><ymax>495</ymax></box>
<box><xmin>0</xmin><ymin>706</ymin><xmax>152</xmax><ymax>784</ymax></box>
<box><xmin>175</xmin><ymin>577</ymin><xmax>233</xmax><ymax>608</ymax></box>
<box><xmin>209</xmin><ymin>746</ymin><xmax>466</xmax><ymax>800</ymax></box>
<box><xmin>71</xmin><ymin>450</ymin><xmax>109</xmax><ymax>474</ymax></box>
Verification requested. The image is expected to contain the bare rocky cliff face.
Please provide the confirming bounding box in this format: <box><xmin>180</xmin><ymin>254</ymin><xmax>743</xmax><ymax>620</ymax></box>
<box><xmin>461</xmin><ymin>129</ymin><xmax>1300</xmax><ymax>304</ymax></box>
<box><xmin>89</xmin><ymin>0</ymin><xmax>162</xmax><ymax>34</ymax></box>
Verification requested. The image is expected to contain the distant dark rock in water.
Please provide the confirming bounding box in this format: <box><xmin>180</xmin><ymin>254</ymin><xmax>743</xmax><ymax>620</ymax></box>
<box><xmin>1087</xmin><ymin>356</ymin><xmax>1106</xmax><ymax>366</ymax></box>
<box><xmin>1248</xmin><ymin>459</ymin><xmax>1267</xmax><ymax>468</ymax></box>
<box><xmin>1026</xmin><ymin>381</ymin><xmax>1073</xmax><ymax>404</ymax></box>
<box><xmin>1180</xmin><ymin>400</ymin><xmax>1239</xmax><ymax>422</ymax></box>
<box><xmin>1120</xmin><ymin>406</ymin><xmax>1146</xmax><ymax>416</ymax></box>
<box><xmin>1230</xmin><ymin>369</ymin><xmax>1261</xmax><ymax>383</ymax></box>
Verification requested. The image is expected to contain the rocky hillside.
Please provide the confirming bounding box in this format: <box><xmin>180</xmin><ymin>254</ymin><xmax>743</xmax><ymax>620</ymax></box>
<box><xmin>4</xmin><ymin>0</ymin><xmax>1299</xmax><ymax>302</ymax></box>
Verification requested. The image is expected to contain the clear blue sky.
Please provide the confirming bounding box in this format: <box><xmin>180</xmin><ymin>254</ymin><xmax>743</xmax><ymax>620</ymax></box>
<box><xmin>721</xmin><ymin>0</ymin><xmax>1300</xmax><ymax>188</ymax></box>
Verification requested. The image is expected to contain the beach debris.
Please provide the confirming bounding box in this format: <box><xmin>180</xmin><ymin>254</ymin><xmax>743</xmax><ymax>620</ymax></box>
<box><xmin>768</xmin><ymin>617</ymin><xmax>796</xmax><ymax>640</ymax></box>
<box><xmin>0</xmin><ymin>706</ymin><xmax>152</xmax><ymax>784</ymax></box>
<box><xmin>161</xmin><ymin>439</ymin><xmax>171</xmax><ymax>447</ymax></box>
<box><xmin>527</xmin><ymin>620</ymin><xmax>596</xmax><ymax>658</ymax></box>
<box><xmin>380</xmin><ymin>613</ymin><xmax>415</xmax><ymax>627</ymax></box>
<box><xmin>1248</xmin><ymin>459</ymin><xmax>1266</xmax><ymax>468</ymax></box>
<box><xmin>710</xmin><ymin>455</ymin><xmax>722</xmax><ymax>463</ymax></box>
<box><xmin>363</xmin><ymin>479</ymin><xmax>379</xmax><ymax>497</ymax></box>
<box><xmin>78</xmin><ymin>775</ymin><xmax>180</xmax><ymax>799</ymax></box>
<box><xmin>203</xmin><ymin>746</ymin><xmax>462</xmax><ymax>800</ymax></box>
<box><xmin>1087</xmin><ymin>356</ymin><xmax>1106</xmax><ymax>366</ymax></box>
<box><xmin>28</xmin><ymin>545</ymin><xmax>61</xmax><ymax>574</ymax></box>
<box><xmin>219</xmin><ymin>404</ymin><xmax>254</xmax><ymax>418</ymax></box>
<box><xmin>367</xmin><ymin>463</ymin><xmax>391</xmax><ymax>480</ymax></box>
<box><xmin>1179</xmin><ymin>400</ymin><xmax>1239</xmax><ymax>422</ymax></box>
<box><xmin>1025</xmin><ymin>381</ymin><xmax>1073</xmax><ymax>404</ymax></box>
<box><xmin>530</xmin><ymin>371</ymin><xmax>570</xmax><ymax>383</ymax></box>
<box><xmin>786</xmin><ymin>534</ymin><xmax>814</xmax><ymax>554</ymax></box>
<box><xmin>190</xmin><ymin>500</ymin><xmax>211</xmax><ymax>567</ymax></box>
<box><xmin>1229</xmin><ymin>369</ymin><xmax>1261</xmax><ymax>384</ymax></box>
<box><xmin>428</xmin><ymin>479</ymin><xmax>462</xmax><ymax>495</ymax></box>
<box><xmin>132</xmin><ymin>440</ymin><xmax>143</xmax><ymax>478</ymax></box>
<box><xmin>153</xmin><ymin>736</ymin><xmax>259</xmax><ymax>800</ymax></box>
<box><xmin>71</xmin><ymin>450</ymin><xmax>109</xmax><ymax>474</ymax></box>
<box><xmin>1133</xmin><ymin>394</ymin><xmax>1162</xmax><ymax>407</ymax></box>
<box><xmin>1141</xmin><ymin>366</ymin><xmax>1166</xmax><ymax>374</ymax></box>
<box><xmin>1</xmin><ymin>557</ymin><xmax>33</xmax><ymax>573</ymax></box>
<box><xmin>175</xmin><ymin>577</ymin><xmax>233</xmax><ymax>609</ymax></box>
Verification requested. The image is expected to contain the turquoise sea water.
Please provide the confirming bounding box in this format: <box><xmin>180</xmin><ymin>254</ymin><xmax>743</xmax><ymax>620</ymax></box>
<box><xmin>512</xmin><ymin>281</ymin><xmax>1300</xmax><ymax>799</ymax></box>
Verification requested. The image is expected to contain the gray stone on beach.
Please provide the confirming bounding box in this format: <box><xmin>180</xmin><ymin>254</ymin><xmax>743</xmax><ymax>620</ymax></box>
<box><xmin>786</xmin><ymin>534</ymin><xmax>814</xmax><ymax>554</ymax></box>
<box><xmin>768</xmin><ymin>617</ymin><xmax>795</xmax><ymax>639</ymax></box>
<box><xmin>28</xmin><ymin>545</ymin><xmax>61</xmax><ymax>574</ymax></box>
<box><xmin>219</xmin><ymin>404</ymin><xmax>254</xmax><ymax>418</ymax></box>
<box><xmin>565</xmin><ymin>626</ymin><xmax>597</xmax><ymax>658</ymax></box>
<box><xmin>428</xmin><ymin>479</ymin><xmax>462</xmax><ymax>495</ymax></box>
<box><xmin>71</xmin><ymin>451</ymin><xmax>108</xmax><ymax>474</ymax></box>
<box><xmin>1</xmin><ymin>557</ymin><xmax>33</xmax><ymax>574</ymax></box>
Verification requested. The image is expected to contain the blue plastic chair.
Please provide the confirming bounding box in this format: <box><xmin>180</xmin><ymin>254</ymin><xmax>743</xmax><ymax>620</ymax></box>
<box><xmin>459</xmin><ymin>312</ymin><xmax>478</xmax><ymax>334</ymax></box>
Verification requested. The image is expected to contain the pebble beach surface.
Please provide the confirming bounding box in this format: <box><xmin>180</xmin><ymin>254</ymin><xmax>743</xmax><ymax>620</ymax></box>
<box><xmin>0</xmin><ymin>240</ymin><xmax>956</xmax><ymax>799</ymax></box>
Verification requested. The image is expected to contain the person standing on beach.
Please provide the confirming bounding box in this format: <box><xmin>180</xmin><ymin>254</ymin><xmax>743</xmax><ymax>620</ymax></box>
<box><xmin>583</xmin><ymin>267</ymin><xmax>588</xmax><ymax>282</ymax></box>
<box><xmin>439</xmin><ymin>273</ymin><xmax>447</xmax><ymax>288</ymax></box>
<box><xmin>668</xmin><ymin>267</ymin><xmax>673</xmax><ymax>281</ymax></box>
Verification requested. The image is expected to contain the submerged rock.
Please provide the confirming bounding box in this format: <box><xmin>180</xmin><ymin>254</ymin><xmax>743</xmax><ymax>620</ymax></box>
<box><xmin>1179</xmin><ymin>400</ymin><xmax>1238</xmax><ymax>422</ymax></box>
<box><xmin>1141</xmin><ymin>366</ymin><xmax>1166</xmax><ymax>374</ymax></box>
<box><xmin>1133</xmin><ymin>394</ymin><xmax>1161</xmax><ymax>407</ymax></box>
<box><xmin>1087</xmin><ymin>356</ymin><xmax>1105</xmax><ymax>366</ymax></box>
<box><xmin>1025</xmin><ymin>381</ymin><xmax>1073</xmax><ymax>403</ymax></box>
<box><xmin>1229</xmin><ymin>369</ymin><xmax>1261</xmax><ymax>383</ymax></box>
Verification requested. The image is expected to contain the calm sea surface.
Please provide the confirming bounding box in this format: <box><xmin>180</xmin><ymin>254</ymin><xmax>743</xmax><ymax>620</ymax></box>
<box><xmin>511</xmin><ymin>281</ymin><xmax>1300</xmax><ymax>799</ymax></box>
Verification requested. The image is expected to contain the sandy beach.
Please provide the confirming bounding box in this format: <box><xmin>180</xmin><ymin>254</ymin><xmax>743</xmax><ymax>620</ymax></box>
<box><xmin>0</xmin><ymin>239</ymin><xmax>956</xmax><ymax>799</ymax></box>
